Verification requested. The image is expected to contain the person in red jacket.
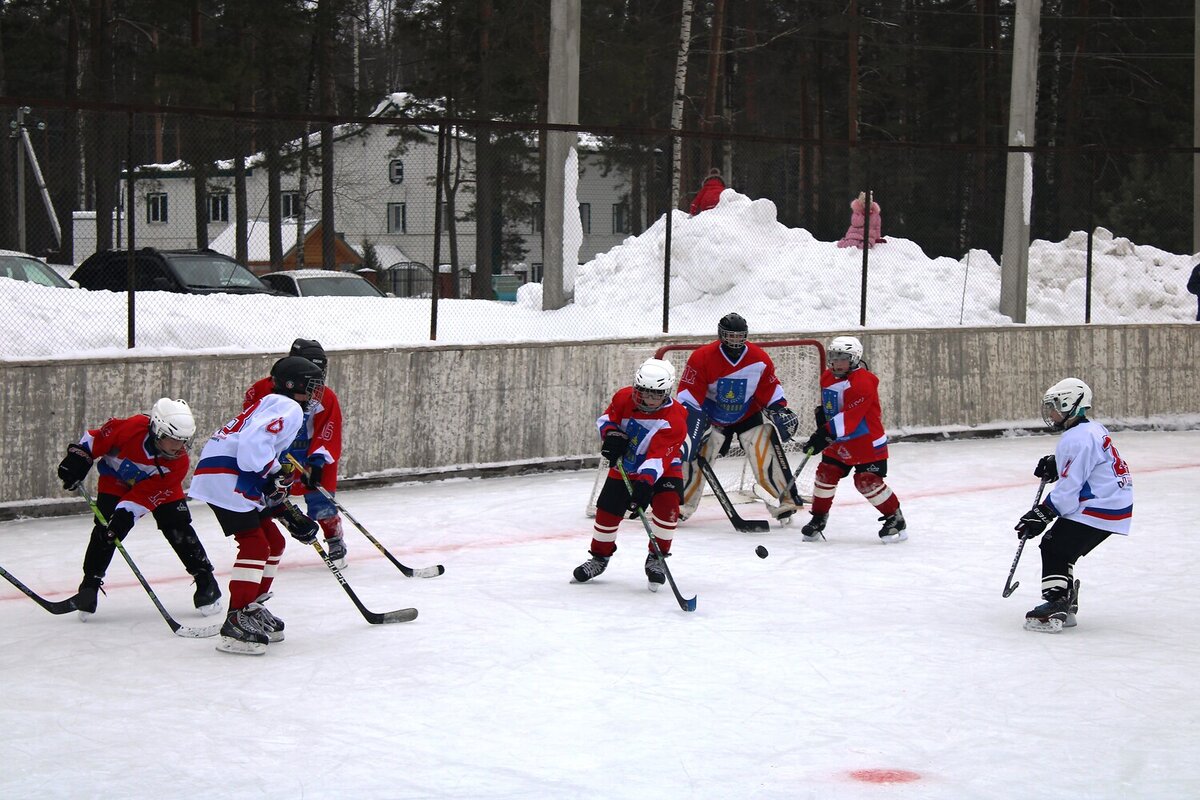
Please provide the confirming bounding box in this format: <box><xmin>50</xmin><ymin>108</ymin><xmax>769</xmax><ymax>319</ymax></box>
<box><xmin>689</xmin><ymin>168</ymin><xmax>726</xmax><ymax>215</ymax></box>
<box><xmin>573</xmin><ymin>358</ymin><xmax>689</xmax><ymax>593</ymax></box>
<box><xmin>243</xmin><ymin>339</ymin><xmax>348</xmax><ymax>567</ymax></box>
<box><xmin>56</xmin><ymin>398</ymin><xmax>223</xmax><ymax>619</ymax></box>
<box><xmin>799</xmin><ymin>335</ymin><xmax>906</xmax><ymax>543</ymax></box>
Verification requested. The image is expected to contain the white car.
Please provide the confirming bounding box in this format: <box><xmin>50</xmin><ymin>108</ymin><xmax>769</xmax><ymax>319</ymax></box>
<box><xmin>0</xmin><ymin>249</ymin><xmax>76</xmax><ymax>289</ymax></box>
<box><xmin>260</xmin><ymin>269</ymin><xmax>388</xmax><ymax>297</ymax></box>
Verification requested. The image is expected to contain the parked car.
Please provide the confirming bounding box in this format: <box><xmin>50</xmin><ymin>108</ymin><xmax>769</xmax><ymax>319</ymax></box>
<box><xmin>72</xmin><ymin>248</ymin><xmax>275</xmax><ymax>295</ymax></box>
<box><xmin>0</xmin><ymin>249</ymin><xmax>75</xmax><ymax>289</ymax></box>
<box><xmin>260</xmin><ymin>269</ymin><xmax>388</xmax><ymax>297</ymax></box>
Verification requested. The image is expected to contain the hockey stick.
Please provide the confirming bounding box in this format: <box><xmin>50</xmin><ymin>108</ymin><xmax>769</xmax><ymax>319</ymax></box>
<box><xmin>617</xmin><ymin>463</ymin><xmax>696</xmax><ymax>612</ymax></box>
<box><xmin>1002</xmin><ymin>477</ymin><xmax>1050</xmax><ymax>598</ymax></box>
<box><xmin>766</xmin><ymin>424</ymin><xmax>805</xmax><ymax>510</ymax></box>
<box><xmin>697</xmin><ymin>455</ymin><xmax>771</xmax><ymax>533</ymax></box>
<box><xmin>76</xmin><ymin>487</ymin><xmax>222</xmax><ymax>638</ymax></box>
<box><xmin>308</xmin><ymin>533</ymin><xmax>418</xmax><ymax>624</ymax></box>
<box><xmin>285</xmin><ymin>455</ymin><xmax>444</xmax><ymax>578</ymax></box>
<box><xmin>0</xmin><ymin>564</ymin><xmax>78</xmax><ymax>614</ymax></box>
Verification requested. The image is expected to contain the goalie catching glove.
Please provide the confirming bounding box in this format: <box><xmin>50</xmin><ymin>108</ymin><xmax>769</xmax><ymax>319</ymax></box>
<box><xmin>765</xmin><ymin>403</ymin><xmax>798</xmax><ymax>443</ymax></box>
<box><xmin>1015</xmin><ymin>503</ymin><xmax>1057</xmax><ymax>540</ymax></box>
<box><xmin>274</xmin><ymin>501</ymin><xmax>319</xmax><ymax>544</ymax></box>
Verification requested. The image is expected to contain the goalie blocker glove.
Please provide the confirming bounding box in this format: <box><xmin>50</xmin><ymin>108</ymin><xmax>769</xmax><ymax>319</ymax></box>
<box><xmin>58</xmin><ymin>443</ymin><xmax>93</xmax><ymax>491</ymax></box>
<box><xmin>1015</xmin><ymin>503</ymin><xmax>1057</xmax><ymax>540</ymax></box>
<box><xmin>1033</xmin><ymin>454</ymin><xmax>1058</xmax><ymax>482</ymax></box>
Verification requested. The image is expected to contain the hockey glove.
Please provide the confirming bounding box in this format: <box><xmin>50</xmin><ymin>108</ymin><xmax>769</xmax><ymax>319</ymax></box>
<box><xmin>766</xmin><ymin>404</ymin><xmax>799</xmax><ymax>443</ymax></box>
<box><xmin>600</xmin><ymin>430</ymin><xmax>630</xmax><ymax>467</ymax></box>
<box><xmin>104</xmin><ymin>508</ymin><xmax>136</xmax><ymax>543</ymax></box>
<box><xmin>1015</xmin><ymin>503</ymin><xmax>1057</xmax><ymax>540</ymax></box>
<box><xmin>1033</xmin><ymin>454</ymin><xmax>1058</xmax><ymax>483</ymax></box>
<box><xmin>627</xmin><ymin>479</ymin><xmax>654</xmax><ymax>514</ymax></box>
<box><xmin>58</xmin><ymin>443</ymin><xmax>93</xmax><ymax>491</ymax></box>
<box><xmin>803</xmin><ymin>427</ymin><xmax>834</xmax><ymax>456</ymax></box>
<box><xmin>814</xmin><ymin>404</ymin><xmax>827</xmax><ymax>426</ymax></box>
<box><xmin>302</xmin><ymin>460</ymin><xmax>325</xmax><ymax>490</ymax></box>
<box><xmin>276</xmin><ymin>502</ymin><xmax>319</xmax><ymax>544</ymax></box>
<box><xmin>264</xmin><ymin>467</ymin><xmax>295</xmax><ymax>505</ymax></box>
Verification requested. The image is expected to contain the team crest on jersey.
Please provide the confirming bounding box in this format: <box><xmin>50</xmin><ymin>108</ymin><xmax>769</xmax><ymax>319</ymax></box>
<box><xmin>715</xmin><ymin>377</ymin><xmax>748</xmax><ymax>413</ymax></box>
<box><xmin>266</xmin><ymin>417</ymin><xmax>286</xmax><ymax>434</ymax></box>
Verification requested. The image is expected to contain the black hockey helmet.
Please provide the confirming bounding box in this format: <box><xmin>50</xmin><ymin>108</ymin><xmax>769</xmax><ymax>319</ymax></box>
<box><xmin>271</xmin><ymin>356</ymin><xmax>325</xmax><ymax>410</ymax></box>
<box><xmin>718</xmin><ymin>312</ymin><xmax>748</xmax><ymax>352</ymax></box>
<box><xmin>289</xmin><ymin>338</ymin><xmax>327</xmax><ymax>375</ymax></box>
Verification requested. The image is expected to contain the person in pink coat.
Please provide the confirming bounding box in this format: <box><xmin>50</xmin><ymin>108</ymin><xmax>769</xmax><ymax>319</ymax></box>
<box><xmin>837</xmin><ymin>191</ymin><xmax>884</xmax><ymax>249</ymax></box>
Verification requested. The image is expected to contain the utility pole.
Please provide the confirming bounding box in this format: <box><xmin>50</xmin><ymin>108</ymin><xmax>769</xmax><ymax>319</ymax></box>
<box><xmin>999</xmin><ymin>0</ymin><xmax>1041</xmax><ymax>322</ymax></box>
<box><xmin>9</xmin><ymin>106</ymin><xmax>61</xmax><ymax>251</ymax></box>
<box><xmin>542</xmin><ymin>0</ymin><xmax>580</xmax><ymax>310</ymax></box>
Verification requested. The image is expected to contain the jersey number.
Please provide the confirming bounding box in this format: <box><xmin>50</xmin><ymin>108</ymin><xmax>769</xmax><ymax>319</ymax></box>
<box><xmin>217</xmin><ymin>399</ymin><xmax>262</xmax><ymax>438</ymax></box>
<box><xmin>1102</xmin><ymin>436</ymin><xmax>1132</xmax><ymax>487</ymax></box>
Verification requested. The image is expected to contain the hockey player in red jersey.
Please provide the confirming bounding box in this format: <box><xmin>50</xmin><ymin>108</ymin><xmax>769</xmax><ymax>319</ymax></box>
<box><xmin>190</xmin><ymin>356</ymin><xmax>323</xmax><ymax>655</ymax></box>
<box><xmin>1015</xmin><ymin>378</ymin><xmax>1133</xmax><ymax>632</ymax></box>
<box><xmin>244</xmin><ymin>339</ymin><xmax>348</xmax><ymax>568</ymax></box>
<box><xmin>573</xmin><ymin>358</ymin><xmax>690</xmax><ymax>592</ymax></box>
<box><xmin>799</xmin><ymin>335</ymin><xmax>906</xmax><ymax>543</ymax></box>
<box><xmin>56</xmin><ymin>398</ymin><xmax>222</xmax><ymax>620</ymax></box>
<box><xmin>676</xmin><ymin>313</ymin><xmax>801</xmax><ymax>523</ymax></box>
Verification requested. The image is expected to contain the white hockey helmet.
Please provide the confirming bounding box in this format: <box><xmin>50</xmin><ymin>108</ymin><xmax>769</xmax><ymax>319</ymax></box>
<box><xmin>633</xmin><ymin>358</ymin><xmax>676</xmax><ymax>412</ymax></box>
<box><xmin>828</xmin><ymin>335</ymin><xmax>864</xmax><ymax>377</ymax></box>
<box><xmin>149</xmin><ymin>397</ymin><xmax>196</xmax><ymax>457</ymax></box>
<box><xmin>1041</xmin><ymin>377</ymin><xmax>1092</xmax><ymax>429</ymax></box>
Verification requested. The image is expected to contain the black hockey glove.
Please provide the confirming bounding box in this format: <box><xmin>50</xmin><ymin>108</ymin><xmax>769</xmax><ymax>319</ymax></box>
<box><xmin>803</xmin><ymin>427</ymin><xmax>834</xmax><ymax>456</ymax></box>
<box><xmin>58</xmin><ymin>443</ymin><xmax>93</xmax><ymax>491</ymax></box>
<box><xmin>600</xmin><ymin>430</ymin><xmax>630</xmax><ymax>467</ymax></box>
<box><xmin>104</xmin><ymin>508</ymin><xmax>136</xmax><ymax>543</ymax></box>
<box><xmin>1015</xmin><ymin>503</ymin><xmax>1057</xmax><ymax>540</ymax></box>
<box><xmin>814</xmin><ymin>404</ymin><xmax>827</xmax><ymax>426</ymax></box>
<box><xmin>275</xmin><ymin>502</ymin><xmax>319</xmax><ymax>544</ymax></box>
<box><xmin>627</xmin><ymin>479</ymin><xmax>654</xmax><ymax>514</ymax></box>
<box><xmin>1034</xmin><ymin>454</ymin><xmax>1058</xmax><ymax>483</ymax></box>
<box><xmin>302</xmin><ymin>460</ymin><xmax>325</xmax><ymax>490</ymax></box>
<box><xmin>766</xmin><ymin>404</ymin><xmax>798</xmax><ymax>443</ymax></box>
<box><xmin>264</xmin><ymin>468</ymin><xmax>295</xmax><ymax>505</ymax></box>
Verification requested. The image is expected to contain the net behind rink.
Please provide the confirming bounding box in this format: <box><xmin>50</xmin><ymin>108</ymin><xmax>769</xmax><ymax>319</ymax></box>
<box><xmin>585</xmin><ymin>339</ymin><xmax>826</xmax><ymax>517</ymax></box>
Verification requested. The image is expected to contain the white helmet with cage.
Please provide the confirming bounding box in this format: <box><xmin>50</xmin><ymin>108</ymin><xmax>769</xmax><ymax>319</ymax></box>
<box><xmin>149</xmin><ymin>398</ymin><xmax>196</xmax><ymax>457</ymax></box>
<box><xmin>828</xmin><ymin>335</ymin><xmax>864</xmax><ymax>377</ymax></box>
<box><xmin>633</xmin><ymin>358</ymin><xmax>676</xmax><ymax>412</ymax></box>
<box><xmin>1041</xmin><ymin>377</ymin><xmax>1092</xmax><ymax>429</ymax></box>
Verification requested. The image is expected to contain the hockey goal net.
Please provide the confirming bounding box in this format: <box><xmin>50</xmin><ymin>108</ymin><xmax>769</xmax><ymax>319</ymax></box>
<box><xmin>585</xmin><ymin>339</ymin><xmax>826</xmax><ymax>517</ymax></box>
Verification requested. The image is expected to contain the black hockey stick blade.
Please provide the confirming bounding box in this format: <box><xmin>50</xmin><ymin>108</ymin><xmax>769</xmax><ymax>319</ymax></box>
<box><xmin>697</xmin><ymin>456</ymin><xmax>771</xmax><ymax>533</ymax></box>
<box><xmin>311</xmin><ymin>539</ymin><xmax>418</xmax><ymax>624</ymax></box>
<box><xmin>1003</xmin><ymin>478</ymin><xmax>1050</xmax><ymax>598</ymax></box>
<box><xmin>285</xmin><ymin>454</ymin><xmax>444</xmax><ymax>579</ymax></box>
<box><xmin>0</xmin><ymin>564</ymin><xmax>78</xmax><ymax>615</ymax></box>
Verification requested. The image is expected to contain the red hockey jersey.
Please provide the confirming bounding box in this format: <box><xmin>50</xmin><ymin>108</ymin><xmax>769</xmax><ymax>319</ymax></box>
<box><xmin>816</xmin><ymin>366</ymin><xmax>889</xmax><ymax>465</ymax></box>
<box><xmin>676</xmin><ymin>341</ymin><xmax>787</xmax><ymax>427</ymax></box>
<box><xmin>79</xmin><ymin>415</ymin><xmax>188</xmax><ymax>518</ymax></box>
<box><xmin>244</xmin><ymin>377</ymin><xmax>343</xmax><ymax>492</ymax></box>
<box><xmin>597</xmin><ymin>387</ymin><xmax>688</xmax><ymax>486</ymax></box>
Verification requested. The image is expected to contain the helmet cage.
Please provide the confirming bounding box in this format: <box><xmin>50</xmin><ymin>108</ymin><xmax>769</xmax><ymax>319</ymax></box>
<box><xmin>717</xmin><ymin>313</ymin><xmax>749</xmax><ymax>352</ymax></box>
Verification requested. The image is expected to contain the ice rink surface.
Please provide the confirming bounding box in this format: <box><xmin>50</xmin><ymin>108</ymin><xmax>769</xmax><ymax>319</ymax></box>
<box><xmin>2</xmin><ymin>430</ymin><xmax>1198</xmax><ymax>800</ymax></box>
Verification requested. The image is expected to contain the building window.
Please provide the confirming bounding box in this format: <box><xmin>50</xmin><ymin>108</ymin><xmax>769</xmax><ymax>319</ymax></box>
<box><xmin>147</xmin><ymin>193</ymin><xmax>168</xmax><ymax>224</ymax></box>
<box><xmin>579</xmin><ymin>203</ymin><xmax>591</xmax><ymax>235</ymax></box>
<box><xmin>387</xmin><ymin>202</ymin><xmax>407</xmax><ymax>234</ymax></box>
<box><xmin>389</xmin><ymin>160</ymin><xmax>404</xmax><ymax>184</ymax></box>
<box><xmin>612</xmin><ymin>202</ymin><xmax>630</xmax><ymax>234</ymax></box>
<box><xmin>282</xmin><ymin>191</ymin><xmax>300</xmax><ymax>219</ymax></box>
<box><xmin>531</xmin><ymin>263</ymin><xmax>543</xmax><ymax>282</ymax></box>
<box><xmin>208</xmin><ymin>193</ymin><xmax>229</xmax><ymax>223</ymax></box>
<box><xmin>531</xmin><ymin>202</ymin><xmax>544</xmax><ymax>234</ymax></box>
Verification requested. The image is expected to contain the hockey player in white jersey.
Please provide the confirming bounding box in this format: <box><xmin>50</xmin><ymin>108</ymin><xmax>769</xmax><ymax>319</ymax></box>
<box><xmin>189</xmin><ymin>356</ymin><xmax>323</xmax><ymax>655</ymax></box>
<box><xmin>1014</xmin><ymin>378</ymin><xmax>1133</xmax><ymax>633</ymax></box>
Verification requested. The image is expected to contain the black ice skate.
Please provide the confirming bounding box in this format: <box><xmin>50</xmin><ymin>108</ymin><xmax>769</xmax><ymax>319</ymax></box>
<box><xmin>192</xmin><ymin>569</ymin><xmax>223</xmax><ymax>617</ymax></box>
<box><xmin>644</xmin><ymin>552</ymin><xmax>669</xmax><ymax>593</ymax></box>
<box><xmin>878</xmin><ymin>509</ymin><xmax>908</xmax><ymax>543</ymax></box>
<box><xmin>325</xmin><ymin>535</ymin><xmax>348</xmax><ymax>569</ymax></box>
<box><xmin>572</xmin><ymin>551</ymin><xmax>611</xmax><ymax>583</ymax></box>
<box><xmin>215</xmin><ymin>607</ymin><xmax>270</xmax><ymax>655</ymax></box>
<box><xmin>801</xmin><ymin>513</ymin><xmax>828</xmax><ymax>542</ymax></box>
<box><xmin>1024</xmin><ymin>590</ymin><xmax>1071</xmax><ymax>633</ymax></box>
<box><xmin>248</xmin><ymin>593</ymin><xmax>285</xmax><ymax>642</ymax></box>
<box><xmin>73</xmin><ymin>575</ymin><xmax>104</xmax><ymax>621</ymax></box>
<box><xmin>1064</xmin><ymin>579</ymin><xmax>1080</xmax><ymax>629</ymax></box>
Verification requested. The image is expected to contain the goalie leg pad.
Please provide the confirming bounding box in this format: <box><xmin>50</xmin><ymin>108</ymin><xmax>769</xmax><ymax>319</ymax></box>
<box><xmin>738</xmin><ymin>425</ymin><xmax>796</xmax><ymax>517</ymax></box>
<box><xmin>680</xmin><ymin>431</ymin><xmax>725</xmax><ymax>520</ymax></box>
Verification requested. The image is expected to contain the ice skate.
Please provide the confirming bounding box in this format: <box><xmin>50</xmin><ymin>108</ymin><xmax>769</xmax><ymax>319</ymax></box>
<box><xmin>878</xmin><ymin>509</ymin><xmax>907</xmax><ymax>543</ymax></box>
<box><xmin>1064</xmin><ymin>579</ymin><xmax>1080</xmax><ymax>629</ymax></box>
<box><xmin>572</xmin><ymin>552</ymin><xmax>610</xmax><ymax>583</ymax></box>
<box><xmin>644</xmin><ymin>552</ymin><xmax>668</xmax><ymax>592</ymax></box>
<box><xmin>325</xmin><ymin>535</ymin><xmax>348</xmax><ymax>570</ymax></box>
<box><xmin>192</xmin><ymin>569</ymin><xmax>223</xmax><ymax>617</ymax></box>
<box><xmin>248</xmin><ymin>593</ymin><xmax>285</xmax><ymax>642</ymax></box>
<box><xmin>215</xmin><ymin>607</ymin><xmax>270</xmax><ymax>655</ymax></box>
<box><xmin>73</xmin><ymin>575</ymin><xmax>104</xmax><ymax>621</ymax></box>
<box><xmin>800</xmin><ymin>513</ymin><xmax>827</xmax><ymax>542</ymax></box>
<box><xmin>1024</xmin><ymin>591</ymin><xmax>1071</xmax><ymax>633</ymax></box>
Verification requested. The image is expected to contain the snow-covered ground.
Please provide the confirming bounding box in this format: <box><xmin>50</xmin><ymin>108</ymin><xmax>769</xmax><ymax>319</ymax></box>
<box><xmin>3</xmin><ymin>189</ymin><xmax>1196</xmax><ymax>361</ymax></box>
<box><xmin>3</xmin><ymin>430</ymin><xmax>1198</xmax><ymax>799</ymax></box>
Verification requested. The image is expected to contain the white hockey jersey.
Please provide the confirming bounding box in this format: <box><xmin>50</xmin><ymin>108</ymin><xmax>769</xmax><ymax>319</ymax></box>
<box><xmin>188</xmin><ymin>393</ymin><xmax>305</xmax><ymax>513</ymax></box>
<box><xmin>1047</xmin><ymin>419</ymin><xmax>1133</xmax><ymax>535</ymax></box>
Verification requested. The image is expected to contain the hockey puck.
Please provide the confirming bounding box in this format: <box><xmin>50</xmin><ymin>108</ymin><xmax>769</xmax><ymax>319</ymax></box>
<box><xmin>755</xmin><ymin>545</ymin><xmax>769</xmax><ymax>559</ymax></box>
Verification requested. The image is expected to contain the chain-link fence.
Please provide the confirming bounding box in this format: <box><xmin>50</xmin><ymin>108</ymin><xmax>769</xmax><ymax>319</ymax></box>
<box><xmin>1</xmin><ymin>99</ymin><xmax>1196</xmax><ymax>359</ymax></box>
